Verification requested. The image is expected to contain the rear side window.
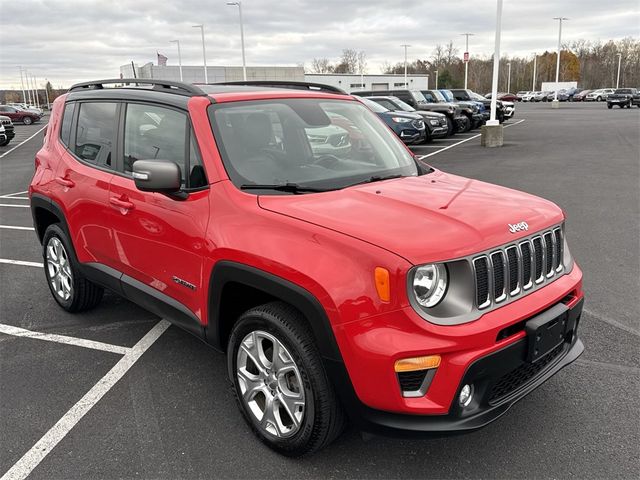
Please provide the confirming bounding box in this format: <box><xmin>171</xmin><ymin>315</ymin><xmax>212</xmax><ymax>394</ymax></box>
<box><xmin>60</xmin><ymin>102</ymin><xmax>75</xmax><ymax>147</ymax></box>
<box><xmin>74</xmin><ymin>102</ymin><xmax>117</xmax><ymax>168</ymax></box>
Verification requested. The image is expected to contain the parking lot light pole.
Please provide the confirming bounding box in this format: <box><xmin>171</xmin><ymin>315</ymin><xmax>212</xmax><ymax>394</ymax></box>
<box><xmin>552</xmin><ymin>17</ymin><xmax>568</xmax><ymax>107</ymax></box>
<box><xmin>18</xmin><ymin>67</ymin><xmax>27</xmax><ymax>104</ymax></box>
<box><xmin>507</xmin><ymin>62</ymin><xmax>511</xmax><ymax>92</ymax></box>
<box><xmin>169</xmin><ymin>40</ymin><xmax>183</xmax><ymax>81</ymax></box>
<box><xmin>481</xmin><ymin>0</ymin><xmax>504</xmax><ymax>147</ymax></box>
<box><xmin>193</xmin><ymin>24</ymin><xmax>208</xmax><ymax>83</ymax></box>
<box><xmin>532</xmin><ymin>53</ymin><xmax>537</xmax><ymax>91</ymax></box>
<box><xmin>32</xmin><ymin>74</ymin><xmax>40</xmax><ymax>108</ymax></box>
<box><xmin>227</xmin><ymin>2</ymin><xmax>247</xmax><ymax>81</ymax></box>
<box><xmin>461</xmin><ymin>33</ymin><xmax>474</xmax><ymax>89</ymax></box>
<box><xmin>615</xmin><ymin>53</ymin><xmax>622</xmax><ymax>88</ymax></box>
<box><xmin>401</xmin><ymin>44</ymin><xmax>411</xmax><ymax>87</ymax></box>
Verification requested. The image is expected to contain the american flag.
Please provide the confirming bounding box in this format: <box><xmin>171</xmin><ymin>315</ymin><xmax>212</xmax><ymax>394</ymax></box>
<box><xmin>157</xmin><ymin>52</ymin><xmax>168</xmax><ymax>66</ymax></box>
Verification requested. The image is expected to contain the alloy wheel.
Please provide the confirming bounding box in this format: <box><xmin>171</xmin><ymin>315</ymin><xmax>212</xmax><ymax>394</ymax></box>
<box><xmin>46</xmin><ymin>237</ymin><xmax>73</xmax><ymax>301</ymax></box>
<box><xmin>236</xmin><ymin>330</ymin><xmax>305</xmax><ymax>438</ymax></box>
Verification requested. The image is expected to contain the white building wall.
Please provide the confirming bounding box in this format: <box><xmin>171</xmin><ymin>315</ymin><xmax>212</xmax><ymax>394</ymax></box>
<box><xmin>120</xmin><ymin>64</ymin><xmax>305</xmax><ymax>84</ymax></box>
<box><xmin>304</xmin><ymin>74</ymin><xmax>430</xmax><ymax>93</ymax></box>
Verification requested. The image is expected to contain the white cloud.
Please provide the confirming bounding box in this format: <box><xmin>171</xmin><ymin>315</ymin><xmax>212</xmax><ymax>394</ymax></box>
<box><xmin>1</xmin><ymin>0</ymin><xmax>638</xmax><ymax>88</ymax></box>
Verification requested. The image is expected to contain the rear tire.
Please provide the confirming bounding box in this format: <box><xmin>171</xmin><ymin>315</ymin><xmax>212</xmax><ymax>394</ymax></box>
<box><xmin>607</xmin><ymin>104</ymin><xmax>613</xmax><ymax>109</ymax></box>
<box><xmin>42</xmin><ymin>224</ymin><xmax>104</xmax><ymax>312</ymax></box>
<box><xmin>0</xmin><ymin>138</ymin><xmax>9</xmax><ymax>147</ymax></box>
<box><xmin>23</xmin><ymin>116</ymin><xmax>33</xmax><ymax>125</ymax></box>
<box><xmin>227</xmin><ymin>301</ymin><xmax>346</xmax><ymax>457</ymax></box>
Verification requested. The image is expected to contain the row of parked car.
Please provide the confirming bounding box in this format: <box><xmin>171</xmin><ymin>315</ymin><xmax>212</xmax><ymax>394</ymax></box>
<box><xmin>348</xmin><ymin>88</ymin><xmax>514</xmax><ymax>146</ymax></box>
<box><xmin>0</xmin><ymin>103</ymin><xmax>44</xmax><ymax>125</ymax></box>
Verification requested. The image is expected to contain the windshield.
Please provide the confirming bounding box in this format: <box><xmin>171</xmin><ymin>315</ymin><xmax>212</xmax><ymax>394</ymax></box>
<box><xmin>411</xmin><ymin>90</ymin><xmax>428</xmax><ymax>104</ymax></box>
<box><xmin>439</xmin><ymin>90</ymin><xmax>454</xmax><ymax>102</ymax></box>
<box><xmin>208</xmin><ymin>98</ymin><xmax>418</xmax><ymax>193</ymax></box>
<box><xmin>390</xmin><ymin>97</ymin><xmax>416</xmax><ymax>111</ymax></box>
<box><xmin>358</xmin><ymin>96</ymin><xmax>389</xmax><ymax>113</ymax></box>
<box><xmin>423</xmin><ymin>90</ymin><xmax>446</xmax><ymax>102</ymax></box>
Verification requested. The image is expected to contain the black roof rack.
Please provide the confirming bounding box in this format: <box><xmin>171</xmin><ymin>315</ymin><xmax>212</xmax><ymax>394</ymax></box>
<box><xmin>68</xmin><ymin>79</ymin><xmax>207</xmax><ymax>97</ymax></box>
<box><xmin>214</xmin><ymin>81</ymin><xmax>347</xmax><ymax>95</ymax></box>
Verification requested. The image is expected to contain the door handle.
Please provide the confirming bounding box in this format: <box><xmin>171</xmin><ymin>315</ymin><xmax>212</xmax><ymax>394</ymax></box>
<box><xmin>55</xmin><ymin>177</ymin><xmax>75</xmax><ymax>188</ymax></box>
<box><xmin>109</xmin><ymin>196</ymin><xmax>135</xmax><ymax>211</ymax></box>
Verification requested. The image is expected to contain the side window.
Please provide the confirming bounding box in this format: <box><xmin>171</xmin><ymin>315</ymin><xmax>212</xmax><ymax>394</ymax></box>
<box><xmin>423</xmin><ymin>93</ymin><xmax>435</xmax><ymax>102</ymax></box>
<box><xmin>74</xmin><ymin>102</ymin><xmax>117</xmax><ymax>168</ymax></box>
<box><xmin>60</xmin><ymin>102</ymin><xmax>75</xmax><ymax>147</ymax></box>
<box><xmin>123</xmin><ymin>103</ymin><xmax>187</xmax><ymax>185</ymax></box>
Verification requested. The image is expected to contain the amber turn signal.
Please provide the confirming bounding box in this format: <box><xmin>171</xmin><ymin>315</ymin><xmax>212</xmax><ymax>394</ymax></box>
<box><xmin>394</xmin><ymin>355</ymin><xmax>441</xmax><ymax>373</ymax></box>
<box><xmin>374</xmin><ymin>267</ymin><xmax>391</xmax><ymax>302</ymax></box>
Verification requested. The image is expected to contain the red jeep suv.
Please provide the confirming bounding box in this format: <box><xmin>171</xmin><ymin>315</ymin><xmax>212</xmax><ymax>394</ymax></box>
<box><xmin>30</xmin><ymin>79</ymin><xmax>584</xmax><ymax>456</ymax></box>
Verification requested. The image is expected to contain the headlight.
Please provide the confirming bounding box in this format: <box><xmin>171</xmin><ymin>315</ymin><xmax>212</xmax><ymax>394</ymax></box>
<box><xmin>411</xmin><ymin>264</ymin><xmax>448</xmax><ymax>308</ymax></box>
<box><xmin>429</xmin><ymin>119</ymin><xmax>440</xmax><ymax>126</ymax></box>
<box><xmin>391</xmin><ymin>117</ymin><xmax>412</xmax><ymax>123</ymax></box>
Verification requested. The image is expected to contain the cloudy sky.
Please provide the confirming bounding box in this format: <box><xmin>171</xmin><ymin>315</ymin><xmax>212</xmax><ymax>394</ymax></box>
<box><xmin>1</xmin><ymin>0</ymin><xmax>638</xmax><ymax>89</ymax></box>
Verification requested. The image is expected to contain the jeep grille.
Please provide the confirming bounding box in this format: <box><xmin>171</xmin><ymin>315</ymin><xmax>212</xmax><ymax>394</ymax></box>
<box><xmin>473</xmin><ymin>227</ymin><xmax>564</xmax><ymax>309</ymax></box>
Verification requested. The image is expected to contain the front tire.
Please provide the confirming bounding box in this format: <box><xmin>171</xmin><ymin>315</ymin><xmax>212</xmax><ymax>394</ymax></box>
<box><xmin>43</xmin><ymin>224</ymin><xmax>104</xmax><ymax>312</ymax></box>
<box><xmin>607</xmin><ymin>104</ymin><xmax>613</xmax><ymax>109</ymax></box>
<box><xmin>445</xmin><ymin>116</ymin><xmax>455</xmax><ymax>136</ymax></box>
<box><xmin>23</xmin><ymin>116</ymin><xmax>33</xmax><ymax>125</ymax></box>
<box><xmin>227</xmin><ymin>302</ymin><xmax>345</xmax><ymax>456</ymax></box>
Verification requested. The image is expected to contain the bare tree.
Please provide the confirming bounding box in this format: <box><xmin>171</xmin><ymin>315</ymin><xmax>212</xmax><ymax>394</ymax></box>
<box><xmin>310</xmin><ymin>57</ymin><xmax>334</xmax><ymax>73</ymax></box>
<box><xmin>432</xmin><ymin>44</ymin><xmax>445</xmax><ymax>67</ymax></box>
<box><xmin>445</xmin><ymin>40</ymin><xmax>459</xmax><ymax>65</ymax></box>
<box><xmin>357</xmin><ymin>51</ymin><xmax>367</xmax><ymax>74</ymax></box>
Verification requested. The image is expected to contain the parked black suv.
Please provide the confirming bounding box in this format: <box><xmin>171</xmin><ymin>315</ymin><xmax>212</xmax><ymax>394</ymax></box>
<box><xmin>353</xmin><ymin>89</ymin><xmax>467</xmax><ymax>136</ymax></box>
<box><xmin>421</xmin><ymin>90</ymin><xmax>483</xmax><ymax>130</ymax></box>
<box><xmin>450</xmin><ymin>89</ymin><xmax>506</xmax><ymax>123</ymax></box>
<box><xmin>363</xmin><ymin>96</ymin><xmax>449</xmax><ymax>142</ymax></box>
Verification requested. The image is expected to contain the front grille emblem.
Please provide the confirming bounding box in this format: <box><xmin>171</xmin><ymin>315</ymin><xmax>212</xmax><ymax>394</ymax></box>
<box><xmin>508</xmin><ymin>221</ymin><xmax>529</xmax><ymax>233</ymax></box>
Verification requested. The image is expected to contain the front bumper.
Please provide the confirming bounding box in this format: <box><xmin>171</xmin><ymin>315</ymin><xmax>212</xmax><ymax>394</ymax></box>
<box><xmin>329</xmin><ymin>265</ymin><xmax>584</xmax><ymax>436</ymax></box>
<box><xmin>428</xmin><ymin>125</ymin><xmax>449</xmax><ymax>139</ymax></box>
<box><xmin>400</xmin><ymin>129</ymin><xmax>427</xmax><ymax>145</ymax></box>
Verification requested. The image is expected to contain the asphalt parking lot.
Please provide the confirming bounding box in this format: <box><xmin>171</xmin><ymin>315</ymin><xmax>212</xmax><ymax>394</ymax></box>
<box><xmin>1</xmin><ymin>102</ymin><xmax>639</xmax><ymax>479</ymax></box>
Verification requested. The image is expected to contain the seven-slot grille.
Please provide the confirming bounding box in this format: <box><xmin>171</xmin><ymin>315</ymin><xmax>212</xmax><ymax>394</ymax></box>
<box><xmin>473</xmin><ymin>227</ymin><xmax>564</xmax><ymax>309</ymax></box>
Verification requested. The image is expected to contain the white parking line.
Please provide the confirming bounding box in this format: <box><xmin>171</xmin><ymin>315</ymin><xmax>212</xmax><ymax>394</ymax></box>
<box><xmin>0</xmin><ymin>225</ymin><xmax>35</xmax><ymax>231</ymax></box>
<box><xmin>0</xmin><ymin>197</ymin><xmax>29</xmax><ymax>200</ymax></box>
<box><xmin>1</xmin><ymin>320</ymin><xmax>170</xmax><ymax>480</ymax></box>
<box><xmin>0</xmin><ymin>124</ymin><xmax>48</xmax><ymax>159</ymax></box>
<box><xmin>417</xmin><ymin>119</ymin><xmax>526</xmax><ymax>160</ymax></box>
<box><xmin>0</xmin><ymin>259</ymin><xmax>44</xmax><ymax>268</ymax></box>
<box><xmin>0</xmin><ymin>204</ymin><xmax>30</xmax><ymax>208</ymax></box>
<box><xmin>0</xmin><ymin>191</ymin><xmax>28</xmax><ymax>197</ymax></box>
<box><xmin>0</xmin><ymin>323</ymin><xmax>131</xmax><ymax>355</ymax></box>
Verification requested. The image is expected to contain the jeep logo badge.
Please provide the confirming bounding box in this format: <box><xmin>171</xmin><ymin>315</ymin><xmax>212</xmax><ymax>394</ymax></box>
<box><xmin>508</xmin><ymin>221</ymin><xmax>529</xmax><ymax>233</ymax></box>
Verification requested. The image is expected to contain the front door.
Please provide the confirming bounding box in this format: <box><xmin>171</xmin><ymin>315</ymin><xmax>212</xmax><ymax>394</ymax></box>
<box><xmin>108</xmin><ymin>102</ymin><xmax>210</xmax><ymax>320</ymax></box>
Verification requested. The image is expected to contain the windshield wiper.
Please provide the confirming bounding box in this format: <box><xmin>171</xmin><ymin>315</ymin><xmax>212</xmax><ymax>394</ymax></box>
<box><xmin>240</xmin><ymin>183</ymin><xmax>328</xmax><ymax>194</ymax></box>
<box><xmin>345</xmin><ymin>174</ymin><xmax>405</xmax><ymax>189</ymax></box>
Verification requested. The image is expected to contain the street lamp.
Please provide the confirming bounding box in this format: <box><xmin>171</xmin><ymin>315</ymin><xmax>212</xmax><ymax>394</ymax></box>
<box><xmin>44</xmin><ymin>78</ymin><xmax>51</xmax><ymax>109</ymax></box>
<box><xmin>32</xmin><ymin>74</ymin><xmax>40</xmax><ymax>108</ymax></box>
<box><xmin>435</xmin><ymin>70</ymin><xmax>438</xmax><ymax>89</ymax></box>
<box><xmin>532</xmin><ymin>53</ymin><xmax>537</xmax><ymax>91</ymax></box>
<box><xmin>461</xmin><ymin>33</ymin><xmax>474</xmax><ymax>89</ymax></box>
<box><xmin>227</xmin><ymin>1</ymin><xmax>247</xmax><ymax>81</ymax></box>
<box><xmin>552</xmin><ymin>17</ymin><xmax>568</xmax><ymax>104</ymax></box>
<box><xmin>169</xmin><ymin>40</ymin><xmax>183</xmax><ymax>82</ymax></box>
<box><xmin>18</xmin><ymin>67</ymin><xmax>27</xmax><ymax>104</ymax></box>
<box><xmin>192</xmin><ymin>24</ymin><xmax>208</xmax><ymax>83</ymax></box>
<box><xmin>507</xmin><ymin>62</ymin><xmax>511</xmax><ymax>93</ymax></box>
<box><xmin>487</xmin><ymin>0</ymin><xmax>503</xmax><ymax>126</ymax></box>
<box><xmin>616</xmin><ymin>53</ymin><xmax>622</xmax><ymax>88</ymax></box>
<box><xmin>401</xmin><ymin>44</ymin><xmax>411</xmax><ymax>88</ymax></box>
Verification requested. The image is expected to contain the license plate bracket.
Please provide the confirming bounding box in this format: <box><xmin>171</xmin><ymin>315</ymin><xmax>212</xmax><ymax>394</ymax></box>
<box><xmin>525</xmin><ymin>303</ymin><xmax>569</xmax><ymax>363</ymax></box>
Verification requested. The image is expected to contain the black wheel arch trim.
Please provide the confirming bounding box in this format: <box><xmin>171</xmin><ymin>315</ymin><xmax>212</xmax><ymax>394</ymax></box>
<box><xmin>206</xmin><ymin>260</ymin><xmax>343</xmax><ymax>362</ymax></box>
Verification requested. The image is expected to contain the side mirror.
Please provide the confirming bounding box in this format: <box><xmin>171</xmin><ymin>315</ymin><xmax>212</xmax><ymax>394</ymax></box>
<box><xmin>132</xmin><ymin>160</ymin><xmax>182</xmax><ymax>194</ymax></box>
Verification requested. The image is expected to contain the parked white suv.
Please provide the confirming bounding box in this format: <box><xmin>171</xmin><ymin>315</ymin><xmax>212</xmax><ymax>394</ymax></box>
<box><xmin>585</xmin><ymin>89</ymin><xmax>614</xmax><ymax>102</ymax></box>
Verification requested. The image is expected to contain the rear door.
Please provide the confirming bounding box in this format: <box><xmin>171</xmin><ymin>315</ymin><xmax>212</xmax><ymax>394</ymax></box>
<box><xmin>108</xmin><ymin>101</ymin><xmax>210</xmax><ymax>319</ymax></box>
<box><xmin>54</xmin><ymin>101</ymin><xmax>118</xmax><ymax>265</ymax></box>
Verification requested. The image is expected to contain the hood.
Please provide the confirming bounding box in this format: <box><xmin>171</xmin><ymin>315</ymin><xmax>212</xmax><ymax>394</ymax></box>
<box><xmin>258</xmin><ymin>171</ymin><xmax>564</xmax><ymax>265</ymax></box>
<box><xmin>384</xmin><ymin>111</ymin><xmax>422</xmax><ymax>120</ymax></box>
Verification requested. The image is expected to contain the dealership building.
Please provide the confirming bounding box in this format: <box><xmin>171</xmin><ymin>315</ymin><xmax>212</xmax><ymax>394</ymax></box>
<box><xmin>120</xmin><ymin>63</ymin><xmax>430</xmax><ymax>94</ymax></box>
<box><xmin>119</xmin><ymin>63</ymin><xmax>305</xmax><ymax>84</ymax></box>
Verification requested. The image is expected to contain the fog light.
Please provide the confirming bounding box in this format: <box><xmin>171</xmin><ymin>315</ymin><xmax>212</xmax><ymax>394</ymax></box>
<box><xmin>459</xmin><ymin>384</ymin><xmax>474</xmax><ymax>407</ymax></box>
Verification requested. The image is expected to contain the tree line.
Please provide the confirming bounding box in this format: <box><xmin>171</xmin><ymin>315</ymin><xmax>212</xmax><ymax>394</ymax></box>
<box><xmin>309</xmin><ymin>38</ymin><xmax>640</xmax><ymax>93</ymax></box>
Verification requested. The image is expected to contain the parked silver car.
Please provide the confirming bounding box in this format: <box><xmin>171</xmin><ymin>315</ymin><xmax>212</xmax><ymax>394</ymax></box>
<box><xmin>585</xmin><ymin>89</ymin><xmax>615</xmax><ymax>102</ymax></box>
